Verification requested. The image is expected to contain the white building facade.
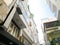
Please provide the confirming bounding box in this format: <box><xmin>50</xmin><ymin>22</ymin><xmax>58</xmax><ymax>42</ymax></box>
<box><xmin>46</xmin><ymin>0</ymin><xmax>60</xmax><ymax>20</ymax></box>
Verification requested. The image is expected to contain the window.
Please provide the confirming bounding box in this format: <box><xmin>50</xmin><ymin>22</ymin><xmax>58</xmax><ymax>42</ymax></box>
<box><xmin>13</xmin><ymin>29</ymin><xmax>16</xmax><ymax>37</ymax></box>
<box><xmin>15</xmin><ymin>29</ymin><xmax>17</xmax><ymax>38</ymax></box>
<box><xmin>10</xmin><ymin>22</ymin><xmax>13</xmax><ymax>28</ymax></box>
<box><xmin>7</xmin><ymin>26</ymin><xmax>13</xmax><ymax>35</ymax></box>
<box><xmin>52</xmin><ymin>4</ymin><xmax>57</xmax><ymax>13</ymax></box>
<box><xmin>8</xmin><ymin>29</ymin><xmax>12</xmax><ymax>34</ymax></box>
<box><xmin>54</xmin><ymin>9</ymin><xmax>58</xmax><ymax>17</ymax></box>
<box><xmin>12</xmin><ymin>26</ymin><xmax>16</xmax><ymax>36</ymax></box>
<box><xmin>20</xmin><ymin>36</ymin><xmax>24</xmax><ymax>43</ymax></box>
<box><xmin>49</xmin><ymin>0</ymin><xmax>51</xmax><ymax>5</ymax></box>
<box><xmin>17</xmin><ymin>30</ymin><xmax>20</xmax><ymax>37</ymax></box>
<box><xmin>49</xmin><ymin>0</ymin><xmax>51</xmax><ymax>10</ymax></box>
<box><xmin>52</xmin><ymin>4</ymin><xmax>57</xmax><ymax>17</ymax></box>
<box><xmin>24</xmin><ymin>39</ymin><xmax>31</xmax><ymax>45</ymax></box>
<box><xmin>21</xmin><ymin>0</ymin><xmax>24</xmax><ymax>1</ymax></box>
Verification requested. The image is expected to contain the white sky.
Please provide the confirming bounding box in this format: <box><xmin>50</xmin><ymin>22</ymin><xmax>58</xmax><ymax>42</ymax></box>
<box><xmin>28</xmin><ymin>0</ymin><xmax>56</xmax><ymax>44</ymax></box>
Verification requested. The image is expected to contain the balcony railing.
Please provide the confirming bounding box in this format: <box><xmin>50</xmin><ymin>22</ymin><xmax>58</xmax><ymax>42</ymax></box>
<box><xmin>44</xmin><ymin>20</ymin><xmax>60</xmax><ymax>28</ymax></box>
<box><xmin>7</xmin><ymin>22</ymin><xmax>20</xmax><ymax>40</ymax></box>
<box><xmin>16</xmin><ymin>0</ymin><xmax>30</xmax><ymax>24</ymax></box>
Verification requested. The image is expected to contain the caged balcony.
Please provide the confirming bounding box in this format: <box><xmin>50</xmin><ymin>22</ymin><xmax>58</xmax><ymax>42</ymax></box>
<box><xmin>0</xmin><ymin>0</ymin><xmax>17</xmax><ymax>29</ymax></box>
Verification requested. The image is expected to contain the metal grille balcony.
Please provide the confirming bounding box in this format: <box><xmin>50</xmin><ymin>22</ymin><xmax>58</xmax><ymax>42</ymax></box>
<box><xmin>44</xmin><ymin>20</ymin><xmax>60</xmax><ymax>28</ymax></box>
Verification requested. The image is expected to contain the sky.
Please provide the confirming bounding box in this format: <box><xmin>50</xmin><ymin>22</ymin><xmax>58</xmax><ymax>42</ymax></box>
<box><xmin>28</xmin><ymin>0</ymin><xmax>57</xmax><ymax>44</ymax></box>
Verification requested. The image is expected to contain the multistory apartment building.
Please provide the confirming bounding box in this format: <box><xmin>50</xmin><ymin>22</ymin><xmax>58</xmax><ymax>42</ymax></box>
<box><xmin>0</xmin><ymin>0</ymin><xmax>39</xmax><ymax>45</ymax></box>
<box><xmin>41</xmin><ymin>18</ymin><xmax>57</xmax><ymax>45</ymax></box>
<box><xmin>16</xmin><ymin>0</ymin><xmax>34</xmax><ymax>45</ymax></box>
<box><xmin>46</xmin><ymin>0</ymin><xmax>60</xmax><ymax>20</ymax></box>
<box><xmin>16</xmin><ymin>0</ymin><xmax>39</xmax><ymax>44</ymax></box>
<box><xmin>0</xmin><ymin>0</ymin><xmax>21</xmax><ymax>45</ymax></box>
<box><xmin>44</xmin><ymin>20</ymin><xmax>60</xmax><ymax>45</ymax></box>
<box><xmin>17</xmin><ymin>0</ymin><xmax>39</xmax><ymax>44</ymax></box>
<box><xmin>29</xmin><ymin>17</ymin><xmax>39</xmax><ymax>45</ymax></box>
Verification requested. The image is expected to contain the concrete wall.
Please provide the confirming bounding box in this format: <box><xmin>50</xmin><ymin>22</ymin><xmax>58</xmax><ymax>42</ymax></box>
<box><xmin>0</xmin><ymin>0</ymin><xmax>9</xmax><ymax>21</ymax></box>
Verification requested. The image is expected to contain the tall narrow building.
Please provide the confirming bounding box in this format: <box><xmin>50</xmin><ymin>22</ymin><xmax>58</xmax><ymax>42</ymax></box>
<box><xmin>46</xmin><ymin>0</ymin><xmax>60</xmax><ymax>20</ymax></box>
<box><xmin>0</xmin><ymin>0</ymin><xmax>39</xmax><ymax>45</ymax></box>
